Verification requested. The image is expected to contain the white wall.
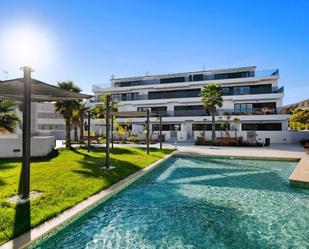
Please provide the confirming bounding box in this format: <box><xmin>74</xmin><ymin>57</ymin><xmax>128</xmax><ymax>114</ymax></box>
<box><xmin>0</xmin><ymin>136</ymin><xmax>55</xmax><ymax>158</ymax></box>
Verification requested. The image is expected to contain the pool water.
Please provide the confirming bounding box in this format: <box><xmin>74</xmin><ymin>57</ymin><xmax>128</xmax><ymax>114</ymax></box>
<box><xmin>30</xmin><ymin>155</ymin><xmax>309</xmax><ymax>249</ymax></box>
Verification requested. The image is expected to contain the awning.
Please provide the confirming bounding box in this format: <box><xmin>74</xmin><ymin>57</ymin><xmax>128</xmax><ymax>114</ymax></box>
<box><xmin>0</xmin><ymin>78</ymin><xmax>92</xmax><ymax>102</ymax></box>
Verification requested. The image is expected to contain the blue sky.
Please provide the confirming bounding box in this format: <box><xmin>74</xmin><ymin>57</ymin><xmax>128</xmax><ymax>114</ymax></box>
<box><xmin>0</xmin><ymin>0</ymin><xmax>308</xmax><ymax>104</ymax></box>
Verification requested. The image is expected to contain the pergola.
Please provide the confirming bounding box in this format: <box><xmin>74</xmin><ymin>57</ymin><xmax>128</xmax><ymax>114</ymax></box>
<box><xmin>87</xmin><ymin>95</ymin><xmax>163</xmax><ymax>168</ymax></box>
<box><xmin>0</xmin><ymin>67</ymin><xmax>92</xmax><ymax>200</ymax></box>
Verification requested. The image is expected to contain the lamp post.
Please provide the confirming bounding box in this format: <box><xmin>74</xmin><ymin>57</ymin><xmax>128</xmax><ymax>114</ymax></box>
<box><xmin>105</xmin><ymin>95</ymin><xmax>110</xmax><ymax>168</ymax></box>
<box><xmin>87</xmin><ymin>110</ymin><xmax>91</xmax><ymax>153</ymax></box>
<box><xmin>20</xmin><ymin>66</ymin><xmax>34</xmax><ymax>200</ymax></box>
<box><xmin>146</xmin><ymin>109</ymin><xmax>149</xmax><ymax>154</ymax></box>
<box><xmin>159</xmin><ymin>114</ymin><xmax>162</xmax><ymax>150</ymax></box>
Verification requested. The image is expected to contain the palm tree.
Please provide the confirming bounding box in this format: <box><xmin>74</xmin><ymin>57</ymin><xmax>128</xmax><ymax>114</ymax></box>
<box><xmin>94</xmin><ymin>94</ymin><xmax>118</xmax><ymax>118</ymax></box>
<box><xmin>233</xmin><ymin>118</ymin><xmax>241</xmax><ymax>139</ymax></box>
<box><xmin>0</xmin><ymin>100</ymin><xmax>19</xmax><ymax>134</ymax></box>
<box><xmin>55</xmin><ymin>81</ymin><xmax>81</xmax><ymax>148</ymax></box>
<box><xmin>72</xmin><ymin>109</ymin><xmax>80</xmax><ymax>142</ymax></box>
<box><xmin>78</xmin><ymin>102</ymin><xmax>87</xmax><ymax>143</ymax></box>
<box><xmin>200</xmin><ymin>83</ymin><xmax>223</xmax><ymax>143</ymax></box>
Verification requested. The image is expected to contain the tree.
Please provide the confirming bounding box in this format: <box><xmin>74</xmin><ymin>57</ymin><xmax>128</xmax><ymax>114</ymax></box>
<box><xmin>289</xmin><ymin>108</ymin><xmax>309</xmax><ymax>130</ymax></box>
<box><xmin>93</xmin><ymin>94</ymin><xmax>118</xmax><ymax>119</ymax></box>
<box><xmin>78</xmin><ymin>102</ymin><xmax>87</xmax><ymax>143</ymax></box>
<box><xmin>72</xmin><ymin>109</ymin><xmax>80</xmax><ymax>142</ymax></box>
<box><xmin>233</xmin><ymin>118</ymin><xmax>241</xmax><ymax>138</ymax></box>
<box><xmin>223</xmin><ymin>115</ymin><xmax>231</xmax><ymax>138</ymax></box>
<box><xmin>200</xmin><ymin>83</ymin><xmax>223</xmax><ymax>143</ymax></box>
<box><xmin>0</xmin><ymin>100</ymin><xmax>19</xmax><ymax>134</ymax></box>
<box><xmin>55</xmin><ymin>81</ymin><xmax>81</xmax><ymax>148</ymax></box>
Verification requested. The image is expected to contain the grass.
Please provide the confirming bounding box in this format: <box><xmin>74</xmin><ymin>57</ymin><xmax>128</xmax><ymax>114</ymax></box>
<box><xmin>0</xmin><ymin>146</ymin><xmax>173</xmax><ymax>245</ymax></box>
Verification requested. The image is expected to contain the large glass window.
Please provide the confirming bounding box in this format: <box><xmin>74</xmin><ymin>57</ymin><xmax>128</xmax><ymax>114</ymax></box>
<box><xmin>233</xmin><ymin>86</ymin><xmax>250</xmax><ymax>95</ymax></box>
<box><xmin>152</xmin><ymin>124</ymin><xmax>181</xmax><ymax>131</ymax></box>
<box><xmin>242</xmin><ymin>123</ymin><xmax>282</xmax><ymax>131</ymax></box>
<box><xmin>112</xmin><ymin>93</ymin><xmax>138</xmax><ymax>101</ymax></box>
<box><xmin>250</xmin><ymin>84</ymin><xmax>272</xmax><ymax>94</ymax></box>
<box><xmin>214</xmin><ymin>71</ymin><xmax>251</xmax><ymax>80</ymax></box>
<box><xmin>234</xmin><ymin>104</ymin><xmax>253</xmax><ymax>114</ymax></box>
<box><xmin>174</xmin><ymin>105</ymin><xmax>209</xmax><ymax>116</ymax></box>
<box><xmin>234</xmin><ymin>102</ymin><xmax>276</xmax><ymax>114</ymax></box>
<box><xmin>192</xmin><ymin>123</ymin><xmax>230</xmax><ymax>131</ymax></box>
<box><xmin>193</xmin><ymin>74</ymin><xmax>204</xmax><ymax>81</ymax></box>
<box><xmin>148</xmin><ymin>89</ymin><xmax>201</xmax><ymax>99</ymax></box>
<box><xmin>160</xmin><ymin>77</ymin><xmax>185</xmax><ymax>84</ymax></box>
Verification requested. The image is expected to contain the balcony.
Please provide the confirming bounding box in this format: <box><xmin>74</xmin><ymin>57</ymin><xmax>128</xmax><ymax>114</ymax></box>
<box><xmin>151</xmin><ymin>108</ymin><xmax>289</xmax><ymax>117</ymax></box>
<box><xmin>113</xmin><ymin>69</ymin><xmax>279</xmax><ymax>88</ymax></box>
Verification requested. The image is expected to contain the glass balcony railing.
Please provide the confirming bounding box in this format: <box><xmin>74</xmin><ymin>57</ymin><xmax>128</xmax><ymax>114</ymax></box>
<box><xmin>151</xmin><ymin>108</ymin><xmax>290</xmax><ymax>117</ymax></box>
<box><xmin>113</xmin><ymin>69</ymin><xmax>280</xmax><ymax>88</ymax></box>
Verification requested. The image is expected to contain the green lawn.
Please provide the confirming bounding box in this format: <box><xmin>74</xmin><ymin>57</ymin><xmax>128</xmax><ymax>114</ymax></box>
<box><xmin>0</xmin><ymin>146</ymin><xmax>172</xmax><ymax>245</ymax></box>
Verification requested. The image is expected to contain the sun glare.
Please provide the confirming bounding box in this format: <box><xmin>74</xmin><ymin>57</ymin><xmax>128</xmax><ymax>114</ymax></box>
<box><xmin>0</xmin><ymin>25</ymin><xmax>53</xmax><ymax>68</ymax></box>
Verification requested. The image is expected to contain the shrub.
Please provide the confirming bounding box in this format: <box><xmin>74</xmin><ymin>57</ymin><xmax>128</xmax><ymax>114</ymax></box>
<box><xmin>127</xmin><ymin>135</ymin><xmax>138</xmax><ymax>144</ymax></box>
<box><xmin>195</xmin><ymin>136</ymin><xmax>263</xmax><ymax>147</ymax></box>
<box><xmin>97</xmin><ymin>137</ymin><xmax>106</xmax><ymax>144</ymax></box>
<box><xmin>195</xmin><ymin>136</ymin><xmax>207</xmax><ymax>145</ymax></box>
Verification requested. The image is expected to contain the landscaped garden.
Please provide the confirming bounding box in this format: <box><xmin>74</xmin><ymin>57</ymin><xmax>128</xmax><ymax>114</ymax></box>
<box><xmin>0</xmin><ymin>146</ymin><xmax>172</xmax><ymax>245</ymax></box>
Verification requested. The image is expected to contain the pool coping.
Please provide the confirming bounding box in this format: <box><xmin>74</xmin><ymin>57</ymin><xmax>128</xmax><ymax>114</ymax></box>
<box><xmin>0</xmin><ymin>151</ymin><xmax>176</xmax><ymax>249</ymax></box>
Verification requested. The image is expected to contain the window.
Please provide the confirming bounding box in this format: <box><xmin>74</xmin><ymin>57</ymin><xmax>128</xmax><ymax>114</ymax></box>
<box><xmin>234</xmin><ymin>104</ymin><xmax>253</xmax><ymax>114</ymax></box>
<box><xmin>192</xmin><ymin>123</ymin><xmax>230</xmax><ymax>131</ymax></box>
<box><xmin>116</xmin><ymin>80</ymin><xmax>143</xmax><ymax>87</ymax></box>
<box><xmin>38</xmin><ymin>124</ymin><xmax>66</xmax><ymax>130</ymax></box>
<box><xmin>242</xmin><ymin>123</ymin><xmax>282</xmax><ymax>131</ymax></box>
<box><xmin>152</xmin><ymin>124</ymin><xmax>181</xmax><ymax>131</ymax></box>
<box><xmin>137</xmin><ymin>107</ymin><xmax>149</xmax><ymax>112</ymax></box>
<box><xmin>234</xmin><ymin>103</ymin><xmax>276</xmax><ymax>114</ymax></box>
<box><xmin>250</xmin><ymin>84</ymin><xmax>272</xmax><ymax>94</ymax></box>
<box><xmin>160</xmin><ymin>77</ymin><xmax>185</xmax><ymax>84</ymax></box>
<box><xmin>174</xmin><ymin>105</ymin><xmax>209</xmax><ymax>116</ymax></box>
<box><xmin>148</xmin><ymin>89</ymin><xmax>201</xmax><ymax>99</ymax></box>
<box><xmin>233</xmin><ymin>86</ymin><xmax>250</xmax><ymax>95</ymax></box>
<box><xmin>138</xmin><ymin>106</ymin><xmax>167</xmax><ymax>115</ymax></box>
<box><xmin>193</xmin><ymin>74</ymin><xmax>204</xmax><ymax>81</ymax></box>
<box><xmin>112</xmin><ymin>93</ymin><xmax>139</xmax><ymax>101</ymax></box>
<box><xmin>214</xmin><ymin>71</ymin><xmax>251</xmax><ymax>80</ymax></box>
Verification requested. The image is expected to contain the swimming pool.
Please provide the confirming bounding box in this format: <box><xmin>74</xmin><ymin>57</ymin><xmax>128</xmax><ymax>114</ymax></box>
<box><xmin>29</xmin><ymin>155</ymin><xmax>309</xmax><ymax>248</ymax></box>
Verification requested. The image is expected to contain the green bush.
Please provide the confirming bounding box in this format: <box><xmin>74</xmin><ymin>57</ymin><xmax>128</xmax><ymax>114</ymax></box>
<box><xmin>127</xmin><ymin>135</ymin><xmax>138</xmax><ymax>143</ymax></box>
<box><xmin>97</xmin><ymin>137</ymin><xmax>106</xmax><ymax>144</ymax></box>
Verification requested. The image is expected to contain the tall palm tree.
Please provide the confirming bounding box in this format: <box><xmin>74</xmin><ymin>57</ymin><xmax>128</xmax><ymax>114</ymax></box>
<box><xmin>78</xmin><ymin>102</ymin><xmax>87</xmax><ymax>143</ymax></box>
<box><xmin>233</xmin><ymin>118</ymin><xmax>241</xmax><ymax>139</ymax></box>
<box><xmin>93</xmin><ymin>94</ymin><xmax>118</xmax><ymax>118</ymax></box>
<box><xmin>55</xmin><ymin>81</ymin><xmax>81</xmax><ymax>148</ymax></box>
<box><xmin>72</xmin><ymin>109</ymin><xmax>80</xmax><ymax>142</ymax></box>
<box><xmin>200</xmin><ymin>83</ymin><xmax>223</xmax><ymax>143</ymax></box>
<box><xmin>0</xmin><ymin>100</ymin><xmax>19</xmax><ymax>134</ymax></box>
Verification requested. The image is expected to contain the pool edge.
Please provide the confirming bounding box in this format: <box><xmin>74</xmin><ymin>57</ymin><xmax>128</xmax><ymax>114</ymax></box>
<box><xmin>0</xmin><ymin>151</ymin><xmax>176</xmax><ymax>249</ymax></box>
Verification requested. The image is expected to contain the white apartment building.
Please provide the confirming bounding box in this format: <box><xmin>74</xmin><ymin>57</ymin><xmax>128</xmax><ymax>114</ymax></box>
<box><xmin>35</xmin><ymin>103</ymin><xmax>67</xmax><ymax>139</ymax></box>
<box><xmin>91</xmin><ymin>66</ymin><xmax>307</xmax><ymax>144</ymax></box>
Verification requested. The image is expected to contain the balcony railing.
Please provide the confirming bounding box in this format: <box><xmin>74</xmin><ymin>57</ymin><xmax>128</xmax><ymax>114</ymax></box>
<box><xmin>152</xmin><ymin>108</ymin><xmax>290</xmax><ymax>117</ymax></box>
<box><xmin>112</xmin><ymin>69</ymin><xmax>280</xmax><ymax>88</ymax></box>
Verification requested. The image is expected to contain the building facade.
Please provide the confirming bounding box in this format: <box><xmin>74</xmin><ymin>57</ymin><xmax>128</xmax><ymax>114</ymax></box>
<box><xmin>91</xmin><ymin>66</ymin><xmax>306</xmax><ymax>144</ymax></box>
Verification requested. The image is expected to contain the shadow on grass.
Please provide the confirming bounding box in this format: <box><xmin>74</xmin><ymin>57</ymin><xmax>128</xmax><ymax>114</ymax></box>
<box><xmin>12</xmin><ymin>166</ymin><xmax>31</xmax><ymax>247</ymax></box>
<box><xmin>0</xmin><ymin>149</ymin><xmax>59</xmax><ymax>165</ymax></box>
<box><xmin>0</xmin><ymin>178</ymin><xmax>5</xmax><ymax>186</ymax></box>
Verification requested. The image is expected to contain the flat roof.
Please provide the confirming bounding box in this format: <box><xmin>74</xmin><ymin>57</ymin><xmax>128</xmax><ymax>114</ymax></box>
<box><xmin>0</xmin><ymin>78</ymin><xmax>92</xmax><ymax>102</ymax></box>
<box><xmin>111</xmin><ymin>66</ymin><xmax>257</xmax><ymax>83</ymax></box>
